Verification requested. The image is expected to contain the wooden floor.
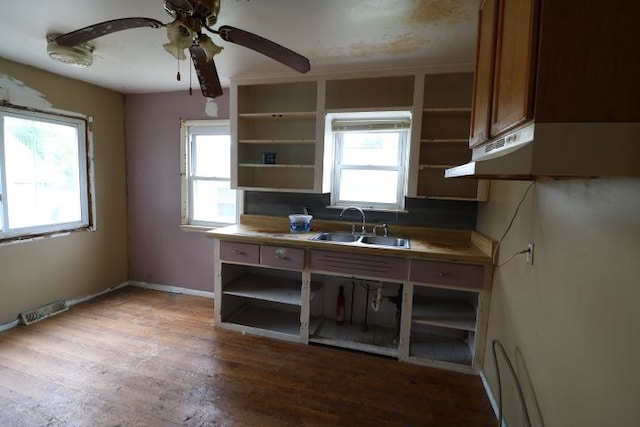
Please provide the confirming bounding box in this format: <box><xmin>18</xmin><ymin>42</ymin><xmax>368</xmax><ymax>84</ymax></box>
<box><xmin>0</xmin><ymin>286</ymin><xmax>496</xmax><ymax>426</ymax></box>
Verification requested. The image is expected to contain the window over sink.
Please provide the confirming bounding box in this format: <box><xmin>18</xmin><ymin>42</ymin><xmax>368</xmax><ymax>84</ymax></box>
<box><xmin>326</xmin><ymin>111</ymin><xmax>411</xmax><ymax>211</ymax></box>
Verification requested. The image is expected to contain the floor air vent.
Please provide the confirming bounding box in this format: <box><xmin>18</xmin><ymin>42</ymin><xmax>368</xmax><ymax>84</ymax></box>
<box><xmin>19</xmin><ymin>300</ymin><xmax>69</xmax><ymax>325</ymax></box>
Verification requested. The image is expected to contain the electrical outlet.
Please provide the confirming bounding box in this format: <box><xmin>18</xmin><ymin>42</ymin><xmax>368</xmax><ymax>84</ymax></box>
<box><xmin>526</xmin><ymin>242</ymin><xmax>534</xmax><ymax>265</ymax></box>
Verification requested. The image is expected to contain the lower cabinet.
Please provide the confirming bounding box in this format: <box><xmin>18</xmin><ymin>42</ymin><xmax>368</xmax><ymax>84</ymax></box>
<box><xmin>219</xmin><ymin>265</ymin><xmax>307</xmax><ymax>342</ymax></box>
<box><xmin>214</xmin><ymin>239</ymin><xmax>491</xmax><ymax>373</ymax></box>
<box><xmin>216</xmin><ymin>241</ymin><xmax>311</xmax><ymax>343</ymax></box>
<box><xmin>400</xmin><ymin>260</ymin><xmax>488</xmax><ymax>372</ymax></box>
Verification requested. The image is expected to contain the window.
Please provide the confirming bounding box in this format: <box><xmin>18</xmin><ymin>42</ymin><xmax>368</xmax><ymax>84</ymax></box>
<box><xmin>181</xmin><ymin>120</ymin><xmax>239</xmax><ymax>228</ymax></box>
<box><xmin>329</xmin><ymin>112</ymin><xmax>410</xmax><ymax>210</ymax></box>
<box><xmin>0</xmin><ymin>106</ymin><xmax>90</xmax><ymax>241</ymax></box>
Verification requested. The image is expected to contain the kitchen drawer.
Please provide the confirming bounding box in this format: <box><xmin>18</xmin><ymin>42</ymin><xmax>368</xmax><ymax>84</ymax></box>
<box><xmin>219</xmin><ymin>241</ymin><xmax>260</xmax><ymax>264</ymax></box>
<box><xmin>309</xmin><ymin>249</ymin><xmax>406</xmax><ymax>281</ymax></box>
<box><xmin>261</xmin><ymin>245</ymin><xmax>305</xmax><ymax>270</ymax></box>
<box><xmin>409</xmin><ymin>260</ymin><xmax>484</xmax><ymax>290</ymax></box>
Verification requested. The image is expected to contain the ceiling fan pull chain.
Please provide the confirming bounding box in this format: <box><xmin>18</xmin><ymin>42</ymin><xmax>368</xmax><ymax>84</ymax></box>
<box><xmin>176</xmin><ymin>56</ymin><xmax>181</xmax><ymax>82</ymax></box>
<box><xmin>189</xmin><ymin>53</ymin><xmax>193</xmax><ymax>96</ymax></box>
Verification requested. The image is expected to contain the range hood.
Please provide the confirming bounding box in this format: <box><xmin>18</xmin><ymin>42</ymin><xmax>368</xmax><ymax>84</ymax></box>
<box><xmin>445</xmin><ymin>122</ymin><xmax>640</xmax><ymax>180</ymax></box>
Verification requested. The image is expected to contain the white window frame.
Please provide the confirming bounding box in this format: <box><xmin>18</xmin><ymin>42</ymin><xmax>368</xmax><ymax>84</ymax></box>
<box><xmin>0</xmin><ymin>105</ymin><xmax>92</xmax><ymax>242</ymax></box>
<box><xmin>180</xmin><ymin>119</ymin><xmax>241</xmax><ymax>230</ymax></box>
<box><xmin>327</xmin><ymin>111</ymin><xmax>411</xmax><ymax>211</ymax></box>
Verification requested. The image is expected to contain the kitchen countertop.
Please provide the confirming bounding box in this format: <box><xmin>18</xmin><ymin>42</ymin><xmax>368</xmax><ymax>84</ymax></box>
<box><xmin>206</xmin><ymin>215</ymin><xmax>496</xmax><ymax>265</ymax></box>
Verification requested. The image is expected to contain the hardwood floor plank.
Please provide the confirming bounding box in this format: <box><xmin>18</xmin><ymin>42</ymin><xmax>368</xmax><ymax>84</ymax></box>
<box><xmin>0</xmin><ymin>287</ymin><xmax>496</xmax><ymax>426</ymax></box>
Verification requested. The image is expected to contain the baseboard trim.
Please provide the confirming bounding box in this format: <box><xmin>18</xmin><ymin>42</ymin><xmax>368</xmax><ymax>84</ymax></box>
<box><xmin>481</xmin><ymin>370</ymin><xmax>507</xmax><ymax>427</ymax></box>
<box><xmin>0</xmin><ymin>319</ymin><xmax>19</xmax><ymax>333</ymax></box>
<box><xmin>1</xmin><ymin>281</ymin><xmax>130</xmax><ymax>333</ymax></box>
<box><xmin>1</xmin><ymin>281</ymin><xmax>214</xmax><ymax>333</ymax></box>
<box><xmin>129</xmin><ymin>281</ymin><xmax>215</xmax><ymax>299</ymax></box>
<box><xmin>67</xmin><ymin>282</ymin><xmax>130</xmax><ymax>307</ymax></box>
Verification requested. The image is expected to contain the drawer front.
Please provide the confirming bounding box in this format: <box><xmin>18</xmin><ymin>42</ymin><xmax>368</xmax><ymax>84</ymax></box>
<box><xmin>219</xmin><ymin>241</ymin><xmax>260</xmax><ymax>264</ymax></box>
<box><xmin>309</xmin><ymin>250</ymin><xmax>406</xmax><ymax>281</ymax></box>
<box><xmin>260</xmin><ymin>245</ymin><xmax>305</xmax><ymax>270</ymax></box>
<box><xmin>409</xmin><ymin>260</ymin><xmax>484</xmax><ymax>290</ymax></box>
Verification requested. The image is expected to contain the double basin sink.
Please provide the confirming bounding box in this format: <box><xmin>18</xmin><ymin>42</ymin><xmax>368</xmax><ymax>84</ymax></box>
<box><xmin>309</xmin><ymin>232</ymin><xmax>411</xmax><ymax>249</ymax></box>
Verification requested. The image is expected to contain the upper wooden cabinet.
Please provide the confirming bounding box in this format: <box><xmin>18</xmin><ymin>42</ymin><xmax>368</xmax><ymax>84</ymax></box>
<box><xmin>469</xmin><ymin>0</ymin><xmax>498</xmax><ymax>147</ymax></box>
<box><xmin>470</xmin><ymin>0</ymin><xmax>640</xmax><ymax>148</ymax></box>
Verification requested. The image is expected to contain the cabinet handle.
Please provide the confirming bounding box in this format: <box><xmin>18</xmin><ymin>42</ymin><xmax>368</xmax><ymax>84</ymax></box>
<box><xmin>436</xmin><ymin>272</ymin><xmax>449</xmax><ymax>277</ymax></box>
<box><xmin>232</xmin><ymin>250</ymin><xmax>246</xmax><ymax>256</ymax></box>
<box><xmin>275</xmin><ymin>249</ymin><xmax>290</xmax><ymax>260</ymax></box>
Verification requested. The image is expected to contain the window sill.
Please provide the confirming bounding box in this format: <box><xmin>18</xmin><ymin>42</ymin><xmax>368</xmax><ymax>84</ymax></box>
<box><xmin>326</xmin><ymin>205</ymin><xmax>409</xmax><ymax>214</ymax></box>
<box><xmin>179</xmin><ymin>223</ymin><xmax>235</xmax><ymax>233</ymax></box>
<box><xmin>0</xmin><ymin>226</ymin><xmax>93</xmax><ymax>246</ymax></box>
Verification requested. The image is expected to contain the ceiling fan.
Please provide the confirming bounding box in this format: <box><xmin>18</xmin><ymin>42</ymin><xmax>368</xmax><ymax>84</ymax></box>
<box><xmin>49</xmin><ymin>0</ymin><xmax>311</xmax><ymax>98</ymax></box>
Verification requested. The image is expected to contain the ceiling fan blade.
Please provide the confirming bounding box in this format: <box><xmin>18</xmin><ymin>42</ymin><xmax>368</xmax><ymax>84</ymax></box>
<box><xmin>217</xmin><ymin>25</ymin><xmax>310</xmax><ymax>74</ymax></box>
<box><xmin>55</xmin><ymin>17</ymin><xmax>163</xmax><ymax>46</ymax></box>
<box><xmin>189</xmin><ymin>45</ymin><xmax>223</xmax><ymax>98</ymax></box>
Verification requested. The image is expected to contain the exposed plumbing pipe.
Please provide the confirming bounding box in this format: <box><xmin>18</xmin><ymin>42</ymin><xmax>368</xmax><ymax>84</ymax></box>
<box><xmin>370</xmin><ymin>282</ymin><xmax>383</xmax><ymax>311</ymax></box>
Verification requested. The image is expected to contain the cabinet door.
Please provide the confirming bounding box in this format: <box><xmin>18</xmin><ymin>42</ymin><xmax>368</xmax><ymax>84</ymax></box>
<box><xmin>469</xmin><ymin>0</ymin><xmax>498</xmax><ymax>148</ymax></box>
<box><xmin>490</xmin><ymin>0</ymin><xmax>538</xmax><ymax>137</ymax></box>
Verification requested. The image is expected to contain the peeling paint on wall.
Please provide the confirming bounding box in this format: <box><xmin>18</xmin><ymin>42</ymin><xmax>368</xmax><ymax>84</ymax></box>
<box><xmin>205</xmin><ymin>98</ymin><xmax>219</xmax><ymax>117</ymax></box>
<box><xmin>0</xmin><ymin>75</ymin><xmax>52</xmax><ymax>110</ymax></box>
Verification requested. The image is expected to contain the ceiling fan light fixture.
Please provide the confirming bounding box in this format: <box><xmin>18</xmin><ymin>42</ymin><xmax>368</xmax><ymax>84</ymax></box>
<box><xmin>163</xmin><ymin>41</ymin><xmax>188</xmax><ymax>61</ymax></box>
<box><xmin>163</xmin><ymin>21</ymin><xmax>195</xmax><ymax>60</ymax></box>
<box><xmin>197</xmin><ymin>35</ymin><xmax>223</xmax><ymax>62</ymax></box>
<box><xmin>47</xmin><ymin>34</ymin><xmax>94</xmax><ymax>67</ymax></box>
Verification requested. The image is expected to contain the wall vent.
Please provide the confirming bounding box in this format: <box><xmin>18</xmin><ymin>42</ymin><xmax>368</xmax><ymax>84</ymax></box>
<box><xmin>484</xmin><ymin>137</ymin><xmax>506</xmax><ymax>154</ymax></box>
<box><xmin>19</xmin><ymin>300</ymin><xmax>68</xmax><ymax>325</ymax></box>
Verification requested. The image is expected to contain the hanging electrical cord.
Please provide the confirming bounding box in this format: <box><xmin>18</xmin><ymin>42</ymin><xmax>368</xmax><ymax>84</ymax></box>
<box><xmin>496</xmin><ymin>248</ymin><xmax>530</xmax><ymax>268</ymax></box>
<box><xmin>492</xmin><ymin>339</ymin><xmax>532</xmax><ymax>427</ymax></box>
<box><xmin>492</xmin><ymin>182</ymin><xmax>535</xmax><ymax>263</ymax></box>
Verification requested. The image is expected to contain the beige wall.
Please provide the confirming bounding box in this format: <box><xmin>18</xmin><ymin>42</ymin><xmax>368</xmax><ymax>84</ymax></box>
<box><xmin>477</xmin><ymin>179</ymin><xmax>640</xmax><ymax>427</ymax></box>
<box><xmin>0</xmin><ymin>58</ymin><xmax>128</xmax><ymax>324</ymax></box>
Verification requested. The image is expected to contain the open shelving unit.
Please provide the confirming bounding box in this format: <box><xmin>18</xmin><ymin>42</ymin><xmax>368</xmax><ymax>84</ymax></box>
<box><xmin>232</xmin><ymin>71</ymin><xmax>489</xmax><ymax>199</ymax></box>
<box><xmin>234</xmin><ymin>81</ymin><xmax>319</xmax><ymax>191</ymax></box>
<box><xmin>405</xmin><ymin>284</ymin><xmax>480</xmax><ymax>369</ymax></box>
<box><xmin>219</xmin><ymin>266</ymin><xmax>309</xmax><ymax>342</ymax></box>
<box><xmin>416</xmin><ymin>73</ymin><xmax>488</xmax><ymax>201</ymax></box>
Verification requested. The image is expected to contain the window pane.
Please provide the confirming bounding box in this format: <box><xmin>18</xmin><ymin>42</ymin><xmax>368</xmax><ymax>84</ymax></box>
<box><xmin>192</xmin><ymin>179</ymin><xmax>236</xmax><ymax>223</ymax></box>
<box><xmin>341</xmin><ymin>132</ymin><xmax>400</xmax><ymax>166</ymax></box>
<box><xmin>338</xmin><ymin>169</ymin><xmax>399</xmax><ymax>204</ymax></box>
<box><xmin>193</xmin><ymin>134</ymin><xmax>230</xmax><ymax>178</ymax></box>
<box><xmin>4</xmin><ymin>116</ymin><xmax>81</xmax><ymax>229</ymax></box>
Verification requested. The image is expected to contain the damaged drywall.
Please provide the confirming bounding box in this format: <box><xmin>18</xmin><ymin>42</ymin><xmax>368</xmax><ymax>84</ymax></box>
<box><xmin>0</xmin><ymin>75</ymin><xmax>52</xmax><ymax>110</ymax></box>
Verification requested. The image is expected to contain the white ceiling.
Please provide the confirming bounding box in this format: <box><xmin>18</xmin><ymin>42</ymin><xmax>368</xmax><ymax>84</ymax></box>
<box><xmin>0</xmin><ymin>0</ymin><xmax>479</xmax><ymax>94</ymax></box>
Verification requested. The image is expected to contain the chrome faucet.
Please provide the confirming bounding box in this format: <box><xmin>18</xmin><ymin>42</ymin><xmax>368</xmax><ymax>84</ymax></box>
<box><xmin>340</xmin><ymin>206</ymin><xmax>367</xmax><ymax>234</ymax></box>
<box><xmin>373</xmin><ymin>223</ymin><xmax>388</xmax><ymax>237</ymax></box>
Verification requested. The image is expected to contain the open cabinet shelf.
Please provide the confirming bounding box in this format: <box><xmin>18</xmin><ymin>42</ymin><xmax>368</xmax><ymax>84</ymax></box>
<box><xmin>416</xmin><ymin>73</ymin><xmax>487</xmax><ymax>201</ymax></box>
<box><xmin>222</xmin><ymin>274</ymin><xmax>309</xmax><ymax>305</ymax></box>
<box><xmin>409</xmin><ymin>327</ymin><xmax>474</xmax><ymax>366</ymax></box>
<box><xmin>224</xmin><ymin>305</ymin><xmax>302</xmax><ymax>337</ymax></box>
<box><xmin>310</xmin><ymin>320</ymin><xmax>400</xmax><ymax>358</ymax></box>
<box><xmin>234</xmin><ymin>80</ymin><xmax>319</xmax><ymax>192</ymax></box>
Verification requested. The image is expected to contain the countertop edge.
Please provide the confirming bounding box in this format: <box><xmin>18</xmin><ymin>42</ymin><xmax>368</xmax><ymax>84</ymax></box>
<box><xmin>207</xmin><ymin>217</ymin><xmax>495</xmax><ymax>266</ymax></box>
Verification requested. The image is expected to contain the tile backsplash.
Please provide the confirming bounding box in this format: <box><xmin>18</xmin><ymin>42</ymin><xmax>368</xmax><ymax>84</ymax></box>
<box><xmin>244</xmin><ymin>192</ymin><xmax>477</xmax><ymax>230</ymax></box>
